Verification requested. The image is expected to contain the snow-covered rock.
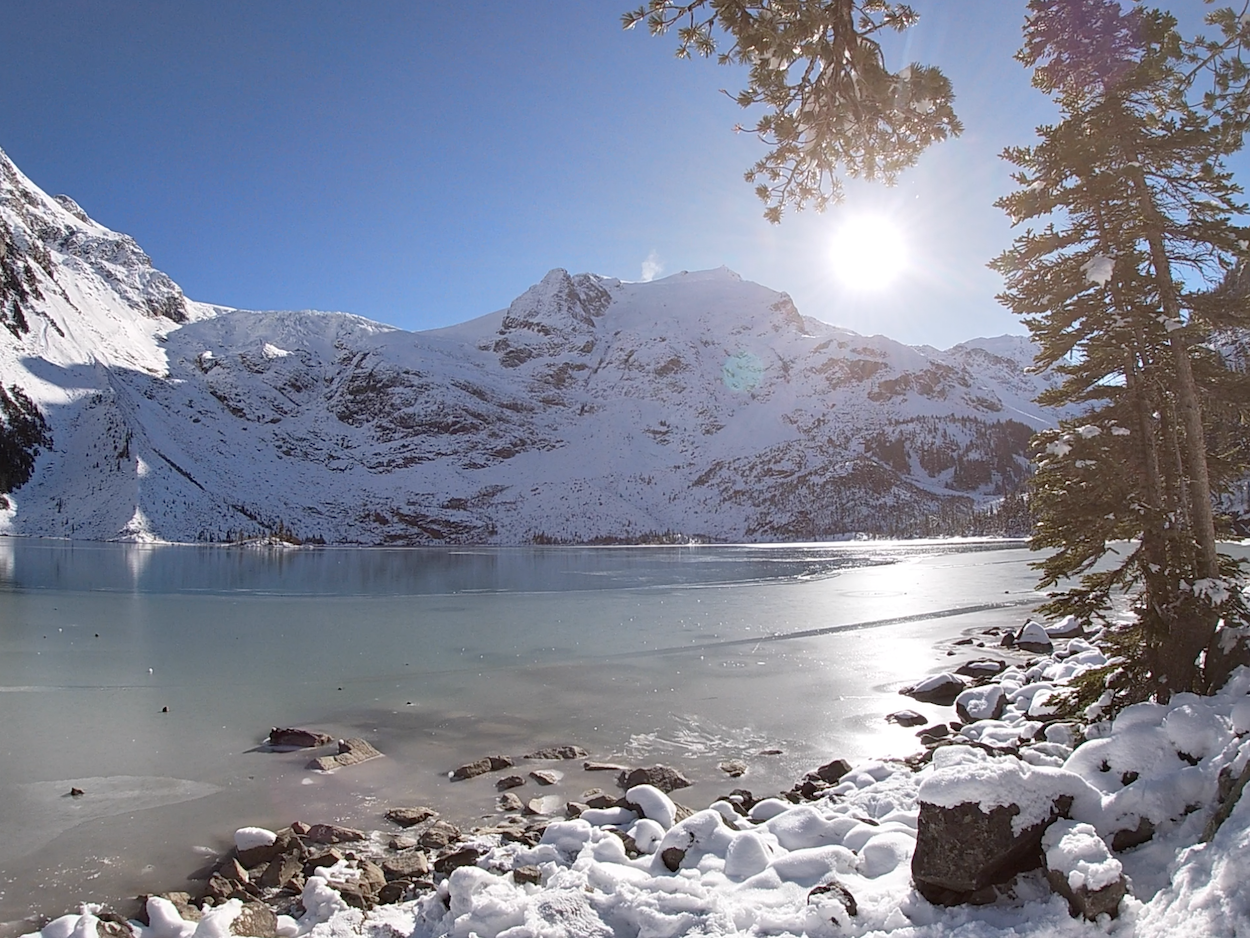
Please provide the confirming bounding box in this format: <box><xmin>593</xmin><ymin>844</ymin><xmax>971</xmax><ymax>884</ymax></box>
<box><xmin>1042</xmin><ymin>820</ymin><xmax>1126</xmax><ymax>919</ymax></box>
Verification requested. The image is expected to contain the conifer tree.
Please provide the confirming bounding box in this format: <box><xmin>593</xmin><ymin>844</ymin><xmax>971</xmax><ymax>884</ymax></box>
<box><xmin>992</xmin><ymin>0</ymin><xmax>1250</xmax><ymax>700</ymax></box>
<box><xmin>623</xmin><ymin>1</ymin><xmax>961</xmax><ymax>221</ymax></box>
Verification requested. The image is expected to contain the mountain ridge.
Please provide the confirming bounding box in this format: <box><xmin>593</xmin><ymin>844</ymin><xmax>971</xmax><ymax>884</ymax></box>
<box><xmin>0</xmin><ymin>146</ymin><xmax>1060</xmax><ymax>544</ymax></box>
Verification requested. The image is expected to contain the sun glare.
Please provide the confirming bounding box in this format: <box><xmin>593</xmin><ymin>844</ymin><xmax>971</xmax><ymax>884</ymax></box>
<box><xmin>829</xmin><ymin>215</ymin><xmax>908</xmax><ymax>291</ymax></box>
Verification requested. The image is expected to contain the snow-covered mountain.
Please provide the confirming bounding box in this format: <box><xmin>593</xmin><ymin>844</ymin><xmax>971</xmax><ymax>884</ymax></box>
<box><xmin>0</xmin><ymin>147</ymin><xmax>1064</xmax><ymax>544</ymax></box>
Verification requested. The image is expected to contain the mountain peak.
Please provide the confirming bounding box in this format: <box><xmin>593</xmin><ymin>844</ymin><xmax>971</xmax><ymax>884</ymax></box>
<box><xmin>652</xmin><ymin>266</ymin><xmax>743</xmax><ymax>284</ymax></box>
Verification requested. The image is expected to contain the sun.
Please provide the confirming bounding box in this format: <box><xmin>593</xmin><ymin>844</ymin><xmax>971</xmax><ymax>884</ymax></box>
<box><xmin>829</xmin><ymin>215</ymin><xmax>908</xmax><ymax>290</ymax></box>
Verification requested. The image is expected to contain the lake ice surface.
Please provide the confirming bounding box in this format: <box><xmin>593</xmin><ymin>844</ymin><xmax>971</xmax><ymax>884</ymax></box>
<box><xmin>0</xmin><ymin>539</ymin><xmax>1043</xmax><ymax>930</ymax></box>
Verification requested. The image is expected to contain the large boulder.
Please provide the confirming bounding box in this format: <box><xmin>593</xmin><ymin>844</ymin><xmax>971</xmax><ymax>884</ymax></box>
<box><xmin>911</xmin><ymin>752</ymin><xmax>1092</xmax><ymax>905</ymax></box>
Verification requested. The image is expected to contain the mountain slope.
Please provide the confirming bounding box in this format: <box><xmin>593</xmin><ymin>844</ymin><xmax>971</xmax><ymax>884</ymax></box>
<box><xmin>1</xmin><ymin>147</ymin><xmax>1063</xmax><ymax>544</ymax></box>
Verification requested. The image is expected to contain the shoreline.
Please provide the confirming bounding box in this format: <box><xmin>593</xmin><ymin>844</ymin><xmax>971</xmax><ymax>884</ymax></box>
<box><xmin>5</xmin><ymin>610</ymin><xmax>1037</xmax><ymax>938</ymax></box>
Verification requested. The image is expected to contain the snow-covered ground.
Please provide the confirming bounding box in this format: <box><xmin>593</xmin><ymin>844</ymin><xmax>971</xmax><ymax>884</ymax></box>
<box><xmin>24</xmin><ymin>613</ymin><xmax>1250</xmax><ymax>938</ymax></box>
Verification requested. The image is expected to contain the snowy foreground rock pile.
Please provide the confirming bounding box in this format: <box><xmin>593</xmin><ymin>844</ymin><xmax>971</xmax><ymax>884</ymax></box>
<box><xmin>26</xmin><ymin>623</ymin><xmax>1250</xmax><ymax>938</ymax></box>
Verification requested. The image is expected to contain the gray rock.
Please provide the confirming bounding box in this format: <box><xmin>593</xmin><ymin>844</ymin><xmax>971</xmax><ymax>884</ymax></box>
<box><xmin>887</xmin><ymin>710</ymin><xmax>928</xmax><ymax>727</ymax></box>
<box><xmin>917</xmin><ymin>724</ymin><xmax>952</xmax><ymax>745</ymax></box>
<box><xmin>529</xmin><ymin>770</ymin><xmax>560</xmax><ymax>786</ymax></box>
<box><xmin>1046</xmin><ymin>862</ymin><xmax>1125</xmax><ymax>919</ymax></box>
<box><xmin>955</xmin><ymin>659</ymin><xmax>1007</xmax><ymax>680</ymax></box>
<box><xmin>205</xmin><ymin>873</ymin><xmax>245</xmax><ymax>903</ymax></box>
<box><xmin>384</xmin><ymin>806</ymin><xmax>437</xmax><ymax>828</ymax></box>
<box><xmin>95</xmin><ymin>912</ymin><xmax>135</xmax><ymax>938</ymax></box>
<box><xmin>513</xmin><ymin>865</ymin><xmax>542</xmax><ymax>886</ymax></box>
<box><xmin>901</xmin><ymin>673</ymin><xmax>968</xmax><ymax>706</ymax></box>
<box><xmin>239</xmin><ymin>829</ymin><xmax>299</xmax><ymax>869</ymax></box>
<box><xmin>1110</xmin><ymin>816</ymin><xmax>1155</xmax><ymax>852</ymax></box>
<box><xmin>418</xmin><ymin>821</ymin><xmax>461</xmax><ymax>849</ymax></box>
<box><xmin>329</xmin><ymin>882</ymin><xmax>371</xmax><ymax>910</ymax></box>
<box><xmin>807</xmin><ymin>880</ymin><xmax>858</xmax><ymax>921</ymax></box>
<box><xmin>377</xmin><ymin>881</ymin><xmax>409</xmax><ymax>904</ymax></box>
<box><xmin>268</xmin><ymin>728</ymin><xmax>333</xmax><ymax>749</ymax></box>
<box><xmin>956</xmin><ymin>686</ymin><xmax>1007</xmax><ymax>724</ymax></box>
<box><xmin>451</xmin><ymin>754</ymin><xmax>513</xmax><ymax>780</ymax></box>
<box><xmin>434</xmin><ymin>847</ymin><xmax>481</xmax><ymax>875</ymax></box>
<box><xmin>498</xmin><ymin>792</ymin><xmax>524</xmax><ymax>812</ymax></box>
<box><xmin>230</xmin><ymin>902</ymin><xmax>278</xmax><ymax>938</ymax></box>
<box><xmin>911</xmin><ymin>797</ymin><xmax>1068</xmax><ymax>905</ymax></box>
<box><xmin>619</xmin><ymin>765</ymin><xmax>692</xmax><ymax>793</ymax></box>
<box><xmin>524</xmin><ymin>746</ymin><xmax>588</xmax><ymax>760</ymax></box>
<box><xmin>304</xmin><ymin>823</ymin><xmax>366</xmax><ymax>844</ymax></box>
<box><xmin>719</xmin><ymin>760</ymin><xmax>747</xmax><ymax>778</ymax></box>
<box><xmin>357</xmin><ymin>859</ymin><xmax>387</xmax><ymax>894</ymax></box>
<box><xmin>812</xmin><ymin>759</ymin><xmax>851</xmax><ymax>784</ymax></box>
<box><xmin>258</xmin><ymin>852</ymin><xmax>303</xmax><ymax>890</ymax></box>
<box><xmin>1044</xmin><ymin>822</ymin><xmax>1126</xmax><ymax>920</ymax></box>
<box><xmin>583</xmin><ymin>761</ymin><xmax>627</xmax><ymax>772</ymax></box>
<box><xmin>219</xmin><ymin>857</ymin><xmax>249</xmax><ymax>884</ymax></box>
<box><xmin>303</xmin><ymin>849</ymin><xmax>344</xmax><ymax>876</ymax></box>
<box><xmin>1014</xmin><ymin>622</ymin><xmax>1054</xmax><ymax>654</ymax></box>
<box><xmin>308</xmin><ymin>738</ymin><xmax>383</xmax><ymax>771</ymax></box>
<box><xmin>496</xmin><ymin>774</ymin><xmax>525</xmax><ymax>791</ymax></box>
<box><xmin>523</xmin><ymin>796</ymin><xmax>563</xmax><ymax>816</ymax></box>
<box><xmin>660</xmin><ymin>846</ymin><xmax>686</xmax><ymax>872</ymax></box>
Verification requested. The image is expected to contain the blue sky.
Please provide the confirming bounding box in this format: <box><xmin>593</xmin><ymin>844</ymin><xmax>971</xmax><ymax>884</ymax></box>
<box><xmin>0</xmin><ymin>2</ymin><xmax>1227</xmax><ymax>348</ymax></box>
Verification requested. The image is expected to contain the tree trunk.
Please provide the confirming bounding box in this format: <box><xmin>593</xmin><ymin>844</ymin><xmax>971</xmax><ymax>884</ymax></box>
<box><xmin>1126</xmin><ymin>166</ymin><xmax>1221</xmax><ymax>693</ymax></box>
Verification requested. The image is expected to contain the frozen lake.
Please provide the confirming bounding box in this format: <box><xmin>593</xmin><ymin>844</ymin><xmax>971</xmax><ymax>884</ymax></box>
<box><xmin>0</xmin><ymin>538</ymin><xmax>1045</xmax><ymax>930</ymax></box>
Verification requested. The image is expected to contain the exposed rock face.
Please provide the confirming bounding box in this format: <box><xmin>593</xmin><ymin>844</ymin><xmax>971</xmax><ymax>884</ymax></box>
<box><xmin>0</xmin><ymin>384</ymin><xmax>51</xmax><ymax>496</ymax></box>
